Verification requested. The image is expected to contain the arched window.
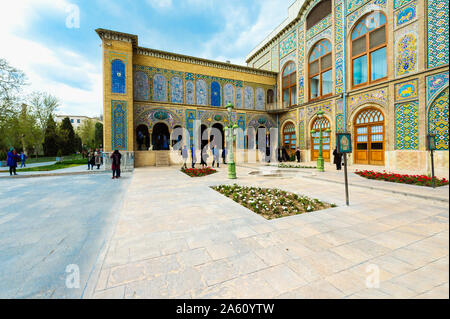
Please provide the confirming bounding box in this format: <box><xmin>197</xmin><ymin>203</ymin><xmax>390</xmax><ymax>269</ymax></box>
<box><xmin>282</xmin><ymin>62</ymin><xmax>297</xmax><ymax>107</ymax></box>
<box><xmin>309</xmin><ymin>39</ymin><xmax>332</xmax><ymax>100</ymax></box>
<box><xmin>111</xmin><ymin>59</ymin><xmax>126</xmax><ymax>94</ymax></box>
<box><xmin>267</xmin><ymin>89</ymin><xmax>274</xmax><ymax>104</ymax></box>
<box><xmin>311</xmin><ymin>116</ymin><xmax>331</xmax><ymax>161</ymax></box>
<box><xmin>351</xmin><ymin>12</ymin><xmax>387</xmax><ymax>88</ymax></box>
<box><xmin>306</xmin><ymin>0</ymin><xmax>331</xmax><ymax>30</ymax></box>
<box><xmin>283</xmin><ymin>122</ymin><xmax>296</xmax><ymax>154</ymax></box>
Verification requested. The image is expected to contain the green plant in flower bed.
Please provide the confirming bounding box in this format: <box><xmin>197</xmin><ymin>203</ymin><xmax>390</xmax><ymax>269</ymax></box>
<box><xmin>211</xmin><ymin>184</ymin><xmax>336</xmax><ymax>220</ymax></box>
<box><xmin>181</xmin><ymin>167</ymin><xmax>217</xmax><ymax>177</ymax></box>
<box><xmin>277</xmin><ymin>163</ymin><xmax>316</xmax><ymax>169</ymax></box>
<box><xmin>355</xmin><ymin>170</ymin><xmax>449</xmax><ymax>187</ymax></box>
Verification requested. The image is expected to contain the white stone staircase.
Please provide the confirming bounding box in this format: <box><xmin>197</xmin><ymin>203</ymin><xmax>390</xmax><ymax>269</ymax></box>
<box><xmin>155</xmin><ymin>151</ymin><xmax>170</xmax><ymax>167</ymax></box>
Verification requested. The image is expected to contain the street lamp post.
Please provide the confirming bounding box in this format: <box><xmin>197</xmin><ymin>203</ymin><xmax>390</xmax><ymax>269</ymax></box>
<box><xmin>311</xmin><ymin>110</ymin><xmax>331</xmax><ymax>172</ymax></box>
<box><xmin>225</xmin><ymin>102</ymin><xmax>237</xmax><ymax>179</ymax></box>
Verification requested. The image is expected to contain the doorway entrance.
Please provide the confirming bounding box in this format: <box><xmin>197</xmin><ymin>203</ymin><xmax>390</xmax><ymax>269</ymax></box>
<box><xmin>152</xmin><ymin>123</ymin><xmax>170</xmax><ymax>150</ymax></box>
<box><xmin>354</xmin><ymin>108</ymin><xmax>385</xmax><ymax>165</ymax></box>
<box><xmin>136</xmin><ymin>125</ymin><xmax>150</xmax><ymax>150</ymax></box>
<box><xmin>311</xmin><ymin>117</ymin><xmax>330</xmax><ymax>161</ymax></box>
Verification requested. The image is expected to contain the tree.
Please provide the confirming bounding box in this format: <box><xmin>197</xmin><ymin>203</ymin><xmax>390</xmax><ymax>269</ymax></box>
<box><xmin>0</xmin><ymin>59</ymin><xmax>27</xmax><ymax>151</ymax></box>
<box><xmin>43</xmin><ymin>115</ymin><xmax>59</xmax><ymax>156</ymax></box>
<box><xmin>59</xmin><ymin>117</ymin><xmax>76</xmax><ymax>155</ymax></box>
<box><xmin>94</xmin><ymin>122</ymin><xmax>103</xmax><ymax>148</ymax></box>
<box><xmin>78</xmin><ymin>118</ymin><xmax>96</xmax><ymax>150</ymax></box>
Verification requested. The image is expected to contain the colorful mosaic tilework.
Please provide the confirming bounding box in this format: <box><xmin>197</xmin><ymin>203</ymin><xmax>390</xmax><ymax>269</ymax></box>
<box><xmin>237</xmin><ymin>113</ymin><xmax>246</xmax><ymax>148</ymax></box>
<box><xmin>248</xmin><ymin>114</ymin><xmax>275</xmax><ymax>129</ymax></box>
<box><xmin>186</xmin><ymin>109</ymin><xmax>196</xmax><ymax>147</ymax></box>
<box><xmin>196</xmin><ymin>80</ymin><xmax>207</xmax><ymax>106</ymax></box>
<box><xmin>111</xmin><ymin>100</ymin><xmax>127</xmax><ymax>150</ymax></box>
<box><xmin>395</xmin><ymin>79</ymin><xmax>418</xmax><ymax>102</ymax></box>
<box><xmin>256</xmin><ymin>88</ymin><xmax>265</xmax><ymax>110</ymax></box>
<box><xmin>334</xmin><ymin>0</ymin><xmax>344</xmax><ymax>44</ymax></box>
<box><xmin>299</xmin><ymin>121</ymin><xmax>305</xmax><ymax>149</ymax></box>
<box><xmin>426</xmin><ymin>72</ymin><xmax>449</xmax><ymax>105</ymax></box>
<box><xmin>335</xmin><ymin>52</ymin><xmax>344</xmax><ymax>95</ymax></box>
<box><xmin>349</xmin><ymin>88</ymin><xmax>388</xmax><ymax>112</ymax></box>
<box><xmin>236</xmin><ymin>87</ymin><xmax>243</xmax><ymax>108</ymax></box>
<box><xmin>396</xmin><ymin>27</ymin><xmax>417</xmax><ymax>77</ymax></box>
<box><xmin>153</xmin><ymin>74</ymin><xmax>168</xmax><ymax>102</ymax></box>
<box><xmin>211</xmin><ymin>81</ymin><xmax>221</xmax><ymax>107</ymax></box>
<box><xmin>428</xmin><ymin>88</ymin><xmax>449</xmax><ymax>150</ymax></box>
<box><xmin>394</xmin><ymin>0</ymin><xmax>414</xmax><ymax>10</ymax></box>
<box><xmin>298</xmin><ymin>25</ymin><xmax>305</xmax><ymax>104</ymax></box>
<box><xmin>224</xmin><ymin>84</ymin><xmax>235</xmax><ymax>106</ymax></box>
<box><xmin>336</xmin><ymin>114</ymin><xmax>345</xmax><ymax>133</ymax></box>
<box><xmin>280</xmin><ymin>30</ymin><xmax>297</xmax><ymax>58</ymax></box>
<box><xmin>395</xmin><ymin>1</ymin><xmax>416</xmax><ymax>28</ymax></box>
<box><xmin>244</xmin><ymin>86</ymin><xmax>254</xmax><ymax>109</ymax></box>
<box><xmin>306</xmin><ymin>28</ymin><xmax>331</xmax><ymax>53</ymax></box>
<box><xmin>111</xmin><ymin>59</ymin><xmax>126</xmax><ymax>94</ymax></box>
<box><xmin>347</xmin><ymin>0</ymin><xmax>386</xmax><ymax>31</ymax></box>
<box><xmin>170</xmin><ymin>76</ymin><xmax>184</xmax><ymax>104</ymax></box>
<box><xmin>134</xmin><ymin>71</ymin><xmax>149</xmax><ymax>100</ymax></box>
<box><xmin>306</xmin><ymin>15</ymin><xmax>332</xmax><ymax>40</ymax></box>
<box><xmin>186</xmin><ymin>81</ymin><xmax>194</xmax><ymax>105</ymax></box>
<box><xmin>395</xmin><ymin>102</ymin><xmax>419</xmax><ymax>150</ymax></box>
<box><xmin>347</xmin><ymin>0</ymin><xmax>370</xmax><ymax>14</ymax></box>
<box><xmin>307</xmin><ymin>101</ymin><xmax>333</xmax><ymax>120</ymax></box>
<box><xmin>427</xmin><ymin>0</ymin><xmax>449</xmax><ymax>68</ymax></box>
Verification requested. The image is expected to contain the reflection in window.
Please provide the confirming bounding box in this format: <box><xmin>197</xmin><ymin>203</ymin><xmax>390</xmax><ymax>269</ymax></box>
<box><xmin>282</xmin><ymin>62</ymin><xmax>297</xmax><ymax>107</ymax></box>
<box><xmin>309</xmin><ymin>39</ymin><xmax>332</xmax><ymax>100</ymax></box>
<box><xmin>351</xmin><ymin>12</ymin><xmax>387</xmax><ymax>87</ymax></box>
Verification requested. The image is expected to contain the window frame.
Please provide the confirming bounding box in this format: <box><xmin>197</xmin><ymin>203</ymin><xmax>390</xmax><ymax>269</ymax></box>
<box><xmin>282</xmin><ymin>62</ymin><xmax>297</xmax><ymax>108</ymax></box>
<box><xmin>350</xmin><ymin>12</ymin><xmax>388</xmax><ymax>89</ymax></box>
<box><xmin>308</xmin><ymin>40</ymin><xmax>333</xmax><ymax>102</ymax></box>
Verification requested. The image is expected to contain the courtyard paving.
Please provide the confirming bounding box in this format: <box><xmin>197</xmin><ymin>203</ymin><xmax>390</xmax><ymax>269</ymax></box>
<box><xmin>0</xmin><ymin>173</ymin><xmax>130</xmax><ymax>298</ymax></box>
<box><xmin>88</xmin><ymin>165</ymin><xmax>449</xmax><ymax>299</ymax></box>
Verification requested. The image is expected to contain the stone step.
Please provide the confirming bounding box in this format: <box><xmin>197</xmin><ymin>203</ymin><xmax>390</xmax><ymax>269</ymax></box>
<box><xmin>155</xmin><ymin>152</ymin><xmax>170</xmax><ymax>167</ymax></box>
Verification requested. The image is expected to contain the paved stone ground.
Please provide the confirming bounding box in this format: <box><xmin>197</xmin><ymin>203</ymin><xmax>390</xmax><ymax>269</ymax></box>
<box><xmin>0</xmin><ymin>174</ymin><xmax>130</xmax><ymax>298</ymax></box>
<box><xmin>89</xmin><ymin>166</ymin><xmax>449</xmax><ymax>299</ymax></box>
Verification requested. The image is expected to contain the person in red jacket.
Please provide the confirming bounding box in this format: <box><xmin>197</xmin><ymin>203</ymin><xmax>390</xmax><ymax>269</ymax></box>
<box><xmin>110</xmin><ymin>150</ymin><xmax>122</xmax><ymax>179</ymax></box>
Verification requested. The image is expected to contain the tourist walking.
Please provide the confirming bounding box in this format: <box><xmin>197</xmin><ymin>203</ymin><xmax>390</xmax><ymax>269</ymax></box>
<box><xmin>110</xmin><ymin>150</ymin><xmax>122</xmax><ymax>179</ymax></box>
<box><xmin>295</xmin><ymin>148</ymin><xmax>301</xmax><ymax>163</ymax></box>
<box><xmin>211</xmin><ymin>145</ymin><xmax>220</xmax><ymax>168</ymax></box>
<box><xmin>181</xmin><ymin>145</ymin><xmax>188</xmax><ymax>169</ymax></box>
<box><xmin>200</xmin><ymin>144</ymin><xmax>208</xmax><ymax>168</ymax></box>
<box><xmin>7</xmin><ymin>147</ymin><xmax>19</xmax><ymax>176</ymax></box>
<box><xmin>88</xmin><ymin>149</ymin><xmax>95</xmax><ymax>170</ymax></box>
<box><xmin>190</xmin><ymin>145</ymin><xmax>196</xmax><ymax>168</ymax></box>
<box><xmin>333</xmin><ymin>148</ymin><xmax>343</xmax><ymax>170</ymax></box>
<box><xmin>94</xmin><ymin>149</ymin><xmax>101</xmax><ymax>169</ymax></box>
<box><xmin>222</xmin><ymin>148</ymin><xmax>227</xmax><ymax>164</ymax></box>
<box><xmin>20</xmin><ymin>151</ymin><xmax>28</xmax><ymax>168</ymax></box>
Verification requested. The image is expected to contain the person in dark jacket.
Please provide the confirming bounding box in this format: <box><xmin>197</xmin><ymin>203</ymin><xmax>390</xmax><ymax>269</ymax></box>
<box><xmin>333</xmin><ymin>148</ymin><xmax>343</xmax><ymax>170</ymax></box>
<box><xmin>20</xmin><ymin>151</ymin><xmax>28</xmax><ymax>168</ymax></box>
<box><xmin>110</xmin><ymin>150</ymin><xmax>122</xmax><ymax>179</ymax></box>
<box><xmin>222</xmin><ymin>148</ymin><xmax>227</xmax><ymax>164</ymax></box>
<box><xmin>295</xmin><ymin>148</ymin><xmax>301</xmax><ymax>163</ymax></box>
<box><xmin>7</xmin><ymin>147</ymin><xmax>19</xmax><ymax>176</ymax></box>
<box><xmin>191</xmin><ymin>146</ymin><xmax>196</xmax><ymax>168</ymax></box>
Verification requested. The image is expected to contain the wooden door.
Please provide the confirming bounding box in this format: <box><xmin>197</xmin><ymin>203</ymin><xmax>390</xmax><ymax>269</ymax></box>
<box><xmin>354</xmin><ymin>108</ymin><xmax>384</xmax><ymax>165</ymax></box>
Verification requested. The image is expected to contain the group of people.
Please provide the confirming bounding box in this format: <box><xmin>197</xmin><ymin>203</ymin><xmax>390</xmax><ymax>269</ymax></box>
<box><xmin>86</xmin><ymin>149</ymin><xmax>103</xmax><ymax>170</ymax></box>
<box><xmin>180</xmin><ymin>143</ymin><xmax>227</xmax><ymax>169</ymax></box>
<box><xmin>6</xmin><ymin>147</ymin><xmax>27</xmax><ymax>176</ymax></box>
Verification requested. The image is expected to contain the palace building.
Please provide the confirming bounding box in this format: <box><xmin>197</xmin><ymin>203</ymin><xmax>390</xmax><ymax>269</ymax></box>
<box><xmin>96</xmin><ymin>0</ymin><xmax>449</xmax><ymax>177</ymax></box>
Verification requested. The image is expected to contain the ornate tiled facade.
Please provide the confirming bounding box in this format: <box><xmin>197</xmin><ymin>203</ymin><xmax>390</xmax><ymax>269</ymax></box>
<box><xmin>395</xmin><ymin>102</ymin><xmax>419</xmax><ymax>150</ymax></box>
<box><xmin>111</xmin><ymin>100</ymin><xmax>127</xmax><ymax>150</ymax></box>
<box><xmin>99</xmin><ymin>0</ymin><xmax>449</xmax><ymax>174</ymax></box>
<box><xmin>428</xmin><ymin>88</ymin><xmax>449</xmax><ymax>151</ymax></box>
<box><xmin>427</xmin><ymin>0</ymin><xmax>449</xmax><ymax>68</ymax></box>
<box><xmin>395</xmin><ymin>79</ymin><xmax>418</xmax><ymax>102</ymax></box>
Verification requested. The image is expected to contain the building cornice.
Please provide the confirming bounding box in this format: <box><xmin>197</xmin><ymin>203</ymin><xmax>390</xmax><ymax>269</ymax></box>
<box><xmin>135</xmin><ymin>47</ymin><xmax>278</xmax><ymax>78</ymax></box>
<box><xmin>95</xmin><ymin>28</ymin><xmax>138</xmax><ymax>47</ymax></box>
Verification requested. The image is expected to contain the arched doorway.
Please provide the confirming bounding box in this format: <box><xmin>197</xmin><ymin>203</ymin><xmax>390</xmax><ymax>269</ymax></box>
<box><xmin>211</xmin><ymin>123</ymin><xmax>224</xmax><ymax>150</ymax></box>
<box><xmin>171</xmin><ymin>125</ymin><xmax>183</xmax><ymax>148</ymax></box>
<box><xmin>283</xmin><ymin>122</ymin><xmax>296</xmax><ymax>157</ymax></box>
<box><xmin>311</xmin><ymin>117</ymin><xmax>330</xmax><ymax>161</ymax></box>
<box><xmin>353</xmin><ymin>107</ymin><xmax>385</xmax><ymax>165</ymax></box>
<box><xmin>136</xmin><ymin>124</ymin><xmax>150</xmax><ymax>150</ymax></box>
<box><xmin>152</xmin><ymin>122</ymin><xmax>170</xmax><ymax>150</ymax></box>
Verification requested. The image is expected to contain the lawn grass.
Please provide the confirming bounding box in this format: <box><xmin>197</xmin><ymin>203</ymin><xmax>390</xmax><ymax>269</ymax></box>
<box><xmin>25</xmin><ymin>154</ymin><xmax>83</xmax><ymax>164</ymax></box>
<box><xmin>0</xmin><ymin>159</ymin><xmax>87</xmax><ymax>172</ymax></box>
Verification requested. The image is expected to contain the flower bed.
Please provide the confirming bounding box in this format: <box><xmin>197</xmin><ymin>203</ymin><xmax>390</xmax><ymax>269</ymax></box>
<box><xmin>181</xmin><ymin>167</ymin><xmax>217</xmax><ymax>177</ymax></box>
<box><xmin>355</xmin><ymin>170</ymin><xmax>449</xmax><ymax>187</ymax></box>
<box><xmin>211</xmin><ymin>184</ymin><xmax>335</xmax><ymax>219</ymax></box>
<box><xmin>277</xmin><ymin>163</ymin><xmax>316</xmax><ymax>169</ymax></box>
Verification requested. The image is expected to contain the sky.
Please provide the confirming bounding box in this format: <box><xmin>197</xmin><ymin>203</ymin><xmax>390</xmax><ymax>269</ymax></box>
<box><xmin>0</xmin><ymin>0</ymin><xmax>292</xmax><ymax>117</ymax></box>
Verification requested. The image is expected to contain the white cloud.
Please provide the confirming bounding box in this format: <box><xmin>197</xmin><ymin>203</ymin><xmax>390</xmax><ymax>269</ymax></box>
<box><xmin>0</xmin><ymin>0</ymin><xmax>102</xmax><ymax>117</ymax></box>
<box><xmin>146</xmin><ymin>0</ymin><xmax>173</xmax><ymax>9</ymax></box>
